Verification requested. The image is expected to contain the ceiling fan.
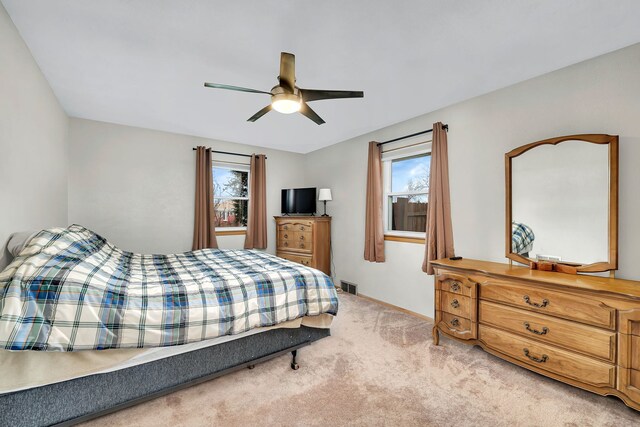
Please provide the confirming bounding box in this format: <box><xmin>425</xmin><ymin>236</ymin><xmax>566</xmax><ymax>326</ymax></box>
<box><xmin>204</xmin><ymin>52</ymin><xmax>364</xmax><ymax>125</ymax></box>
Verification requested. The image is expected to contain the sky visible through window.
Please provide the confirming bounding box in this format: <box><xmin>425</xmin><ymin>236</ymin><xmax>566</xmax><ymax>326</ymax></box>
<box><xmin>213</xmin><ymin>167</ymin><xmax>247</xmax><ymax>197</ymax></box>
<box><xmin>391</xmin><ymin>154</ymin><xmax>431</xmax><ymax>193</ymax></box>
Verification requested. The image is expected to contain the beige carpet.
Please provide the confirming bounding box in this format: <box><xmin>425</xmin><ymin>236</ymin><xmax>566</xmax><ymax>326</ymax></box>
<box><xmin>84</xmin><ymin>293</ymin><xmax>638</xmax><ymax>426</ymax></box>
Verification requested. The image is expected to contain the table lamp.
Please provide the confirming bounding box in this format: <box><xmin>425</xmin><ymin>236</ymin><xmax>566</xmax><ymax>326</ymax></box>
<box><xmin>318</xmin><ymin>188</ymin><xmax>332</xmax><ymax>217</ymax></box>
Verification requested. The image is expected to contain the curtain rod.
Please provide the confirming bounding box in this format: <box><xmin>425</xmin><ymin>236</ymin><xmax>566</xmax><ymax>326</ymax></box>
<box><xmin>192</xmin><ymin>148</ymin><xmax>267</xmax><ymax>159</ymax></box>
<box><xmin>377</xmin><ymin>124</ymin><xmax>448</xmax><ymax>146</ymax></box>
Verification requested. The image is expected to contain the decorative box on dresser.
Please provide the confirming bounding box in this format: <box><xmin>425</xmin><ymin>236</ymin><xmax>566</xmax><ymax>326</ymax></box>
<box><xmin>432</xmin><ymin>258</ymin><xmax>640</xmax><ymax>411</ymax></box>
<box><xmin>274</xmin><ymin>216</ymin><xmax>331</xmax><ymax>276</ymax></box>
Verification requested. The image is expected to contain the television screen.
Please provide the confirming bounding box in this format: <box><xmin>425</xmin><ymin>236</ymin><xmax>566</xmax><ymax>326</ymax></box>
<box><xmin>281</xmin><ymin>188</ymin><xmax>316</xmax><ymax>215</ymax></box>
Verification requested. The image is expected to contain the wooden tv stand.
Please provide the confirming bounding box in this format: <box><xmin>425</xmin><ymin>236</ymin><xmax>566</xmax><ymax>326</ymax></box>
<box><xmin>432</xmin><ymin>258</ymin><xmax>640</xmax><ymax>411</ymax></box>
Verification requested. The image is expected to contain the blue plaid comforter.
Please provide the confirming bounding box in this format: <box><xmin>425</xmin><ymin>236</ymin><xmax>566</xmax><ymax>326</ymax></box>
<box><xmin>512</xmin><ymin>221</ymin><xmax>535</xmax><ymax>255</ymax></box>
<box><xmin>0</xmin><ymin>225</ymin><xmax>338</xmax><ymax>351</ymax></box>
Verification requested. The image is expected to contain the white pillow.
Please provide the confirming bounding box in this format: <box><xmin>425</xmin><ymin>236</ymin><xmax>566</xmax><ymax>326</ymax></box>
<box><xmin>0</xmin><ymin>231</ymin><xmax>38</xmax><ymax>272</ymax></box>
<box><xmin>7</xmin><ymin>231</ymin><xmax>37</xmax><ymax>257</ymax></box>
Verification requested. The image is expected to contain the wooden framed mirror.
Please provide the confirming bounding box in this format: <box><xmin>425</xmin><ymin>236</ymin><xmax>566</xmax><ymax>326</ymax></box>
<box><xmin>505</xmin><ymin>134</ymin><xmax>618</xmax><ymax>272</ymax></box>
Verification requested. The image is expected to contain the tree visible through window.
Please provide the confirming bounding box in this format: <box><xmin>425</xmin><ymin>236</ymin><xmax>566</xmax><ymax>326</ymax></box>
<box><xmin>385</xmin><ymin>153</ymin><xmax>430</xmax><ymax>234</ymax></box>
<box><xmin>212</xmin><ymin>164</ymin><xmax>249</xmax><ymax>228</ymax></box>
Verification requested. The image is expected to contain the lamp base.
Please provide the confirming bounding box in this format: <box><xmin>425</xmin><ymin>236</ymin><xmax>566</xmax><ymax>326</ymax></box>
<box><xmin>321</xmin><ymin>200</ymin><xmax>328</xmax><ymax>217</ymax></box>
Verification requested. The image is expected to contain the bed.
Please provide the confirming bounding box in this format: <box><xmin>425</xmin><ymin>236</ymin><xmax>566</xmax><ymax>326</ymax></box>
<box><xmin>0</xmin><ymin>225</ymin><xmax>338</xmax><ymax>426</ymax></box>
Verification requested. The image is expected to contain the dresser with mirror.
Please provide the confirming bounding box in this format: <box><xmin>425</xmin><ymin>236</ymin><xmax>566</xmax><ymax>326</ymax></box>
<box><xmin>432</xmin><ymin>134</ymin><xmax>640</xmax><ymax>411</ymax></box>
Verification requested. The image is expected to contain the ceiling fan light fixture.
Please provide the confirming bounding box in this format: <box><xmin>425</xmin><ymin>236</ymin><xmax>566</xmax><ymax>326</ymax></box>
<box><xmin>204</xmin><ymin>52</ymin><xmax>363</xmax><ymax>124</ymax></box>
<box><xmin>271</xmin><ymin>93</ymin><xmax>302</xmax><ymax>114</ymax></box>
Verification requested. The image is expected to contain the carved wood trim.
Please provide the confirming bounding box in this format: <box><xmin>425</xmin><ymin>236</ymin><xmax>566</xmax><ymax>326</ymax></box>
<box><xmin>505</xmin><ymin>134</ymin><xmax>619</xmax><ymax>272</ymax></box>
<box><xmin>618</xmin><ymin>309</ymin><xmax>640</xmax><ymax>335</ymax></box>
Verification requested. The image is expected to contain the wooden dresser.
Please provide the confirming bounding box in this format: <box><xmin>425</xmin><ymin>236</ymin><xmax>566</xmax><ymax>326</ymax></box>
<box><xmin>432</xmin><ymin>258</ymin><xmax>640</xmax><ymax>411</ymax></box>
<box><xmin>274</xmin><ymin>216</ymin><xmax>331</xmax><ymax>276</ymax></box>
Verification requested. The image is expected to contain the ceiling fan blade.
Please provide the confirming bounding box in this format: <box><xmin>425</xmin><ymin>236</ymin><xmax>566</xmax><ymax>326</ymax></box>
<box><xmin>204</xmin><ymin>82</ymin><xmax>271</xmax><ymax>95</ymax></box>
<box><xmin>247</xmin><ymin>104</ymin><xmax>273</xmax><ymax>122</ymax></box>
<box><xmin>278</xmin><ymin>52</ymin><xmax>296</xmax><ymax>93</ymax></box>
<box><xmin>300</xmin><ymin>89</ymin><xmax>364</xmax><ymax>102</ymax></box>
<box><xmin>299</xmin><ymin>102</ymin><xmax>325</xmax><ymax>125</ymax></box>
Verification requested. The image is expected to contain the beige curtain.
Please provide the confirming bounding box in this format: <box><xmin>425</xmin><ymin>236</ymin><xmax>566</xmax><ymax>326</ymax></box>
<box><xmin>364</xmin><ymin>141</ymin><xmax>385</xmax><ymax>262</ymax></box>
<box><xmin>192</xmin><ymin>146</ymin><xmax>218</xmax><ymax>250</ymax></box>
<box><xmin>244</xmin><ymin>154</ymin><xmax>267</xmax><ymax>249</ymax></box>
<box><xmin>423</xmin><ymin>122</ymin><xmax>455</xmax><ymax>274</ymax></box>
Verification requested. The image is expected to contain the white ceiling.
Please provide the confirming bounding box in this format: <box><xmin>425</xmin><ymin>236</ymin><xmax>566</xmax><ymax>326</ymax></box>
<box><xmin>3</xmin><ymin>1</ymin><xmax>640</xmax><ymax>153</ymax></box>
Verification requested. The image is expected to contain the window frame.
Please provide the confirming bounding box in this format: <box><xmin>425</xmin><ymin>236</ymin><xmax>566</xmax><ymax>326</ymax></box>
<box><xmin>212</xmin><ymin>161</ymin><xmax>250</xmax><ymax>232</ymax></box>
<box><xmin>382</xmin><ymin>143</ymin><xmax>431</xmax><ymax>239</ymax></box>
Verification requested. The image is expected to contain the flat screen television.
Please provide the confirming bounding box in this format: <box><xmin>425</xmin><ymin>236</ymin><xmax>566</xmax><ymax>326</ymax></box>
<box><xmin>281</xmin><ymin>187</ymin><xmax>316</xmax><ymax>215</ymax></box>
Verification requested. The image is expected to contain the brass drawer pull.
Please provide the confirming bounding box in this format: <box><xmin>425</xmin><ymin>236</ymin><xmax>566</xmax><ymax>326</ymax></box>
<box><xmin>450</xmin><ymin>299</ymin><xmax>460</xmax><ymax>309</ymax></box>
<box><xmin>300</xmin><ymin>226</ymin><xmax>305</xmax><ymax>231</ymax></box>
<box><xmin>450</xmin><ymin>318</ymin><xmax>460</xmax><ymax>327</ymax></box>
<box><xmin>299</xmin><ymin>235</ymin><xmax>305</xmax><ymax>240</ymax></box>
<box><xmin>450</xmin><ymin>281</ymin><xmax>461</xmax><ymax>292</ymax></box>
<box><xmin>283</xmin><ymin>234</ymin><xmax>288</xmax><ymax>239</ymax></box>
<box><xmin>524</xmin><ymin>322</ymin><xmax>549</xmax><ymax>335</ymax></box>
<box><xmin>284</xmin><ymin>225</ymin><xmax>289</xmax><ymax>230</ymax></box>
<box><xmin>283</xmin><ymin>242</ymin><xmax>288</xmax><ymax>247</ymax></box>
<box><xmin>523</xmin><ymin>295</ymin><xmax>549</xmax><ymax>308</ymax></box>
<box><xmin>299</xmin><ymin>243</ymin><xmax>305</xmax><ymax>248</ymax></box>
<box><xmin>523</xmin><ymin>348</ymin><xmax>548</xmax><ymax>363</ymax></box>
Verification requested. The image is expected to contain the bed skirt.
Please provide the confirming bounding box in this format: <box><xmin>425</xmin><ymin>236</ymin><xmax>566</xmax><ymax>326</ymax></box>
<box><xmin>0</xmin><ymin>326</ymin><xmax>330</xmax><ymax>427</ymax></box>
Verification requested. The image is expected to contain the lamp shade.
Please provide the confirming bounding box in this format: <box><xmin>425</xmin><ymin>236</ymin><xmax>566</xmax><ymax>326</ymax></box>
<box><xmin>318</xmin><ymin>188</ymin><xmax>332</xmax><ymax>201</ymax></box>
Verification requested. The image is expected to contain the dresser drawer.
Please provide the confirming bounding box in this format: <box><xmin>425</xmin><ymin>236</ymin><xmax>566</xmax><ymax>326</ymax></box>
<box><xmin>479</xmin><ymin>280</ymin><xmax>615</xmax><ymax>329</ymax></box>
<box><xmin>277</xmin><ymin>233</ymin><xmax>312</xmax><ymax>253</ymax></box>
<box><xmin>278</xmin><ymin>231</ymin><xmax>312</xmax><ymax>243</ymax></box>
<box><xmin>479</xmin><ymin>325</ymin><xmax>616</xmax><ymax>388</ymax></box>
<box><xmin>278</xmin><ymin>241</ymin><xmax>312</xmax><ymax>253</ymax></box>
<box><xmin>479</xmin><ymin>301</ymin><xmax>616</xmax><ymax>362</ymax></box>
<box><xmin>278</xmin><ymin>229</ymin><xmax>293</xmax><ymax>241</ymax></box>
<box><xmin>437</xmin><ymin>273</ymin><xmax>476</xmax><ymax>298</ymax></box>
<box><xmin>297</xmin><ymin>231</ymin><xmax>312</xmax><ymax>244</ymax></box>
<box><xmin>438</xmin><ymin>311</ymin><xmax>476</xmax><ymax>340</ymax></box>
<box><xmin>276</xmin><ymin>234</ymin><xmax>291</xmax><ymax>251</ymax></box>
<box><xmin>440</xmin><ymin>291</ymin><xmax>472</xmax><ymax>318</ymax></box>
<box><xmin>278</xmin><ymin>220</ymin><xmax>314</xmax><ymax>232</ymax></box>
<box><xmin>277</xmin><ymin>252</ymin><xmax>312</xmax><ymax>267</ymax></box>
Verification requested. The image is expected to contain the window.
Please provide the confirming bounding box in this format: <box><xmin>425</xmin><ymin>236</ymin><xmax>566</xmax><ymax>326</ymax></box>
<box><xmin>382</xmin><ymin>146</ymin><xmax>431</xmax><ymax>237</ymax></box>
<box><xmin>212</xmin><ymin>162</ymin><xmax>249</xmax><ymax>230</ymax></box>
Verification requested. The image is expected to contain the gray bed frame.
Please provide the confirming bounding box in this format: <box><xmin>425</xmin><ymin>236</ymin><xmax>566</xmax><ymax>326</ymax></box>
<box><xmin>0</xmin><ymin>326</ymin><xmax>330</xmax><ymax>427</ymax></box>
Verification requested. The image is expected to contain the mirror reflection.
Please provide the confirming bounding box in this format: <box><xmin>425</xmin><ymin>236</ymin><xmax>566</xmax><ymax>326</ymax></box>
<box><xmin>511</xmin><ymin>140</ymin><xmax>609</xmax><ymax>265</ymax></box>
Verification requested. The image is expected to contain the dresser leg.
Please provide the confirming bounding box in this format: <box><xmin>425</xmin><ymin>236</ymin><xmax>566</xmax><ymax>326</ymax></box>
<box><xmin>432</xmin><ymin>325</ymin><xmax>440</xmax><ymax>346</ymax></box>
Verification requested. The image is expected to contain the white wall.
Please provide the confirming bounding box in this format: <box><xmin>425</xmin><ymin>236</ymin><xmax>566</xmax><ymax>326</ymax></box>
<box><xmin>68</xmin><ymin>118</ymin><xmax>307</xmax><ymax>254</ymax></box>
<box><xmin>0</xmin><ymin>4</ymin><xmax>68</xmax><ymax>246</ymax></box>
<box><xmin>305</xmin><ymin>42</ymin><xmax>640</xmax><ymax>318</ymax></box>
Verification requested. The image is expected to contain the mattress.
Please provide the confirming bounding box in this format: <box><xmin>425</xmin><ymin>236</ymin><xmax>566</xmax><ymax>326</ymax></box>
<box><xmin>0</xmin><ymin>314</ymin><xmax>332</xmax><ymax>394</ymax></box>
